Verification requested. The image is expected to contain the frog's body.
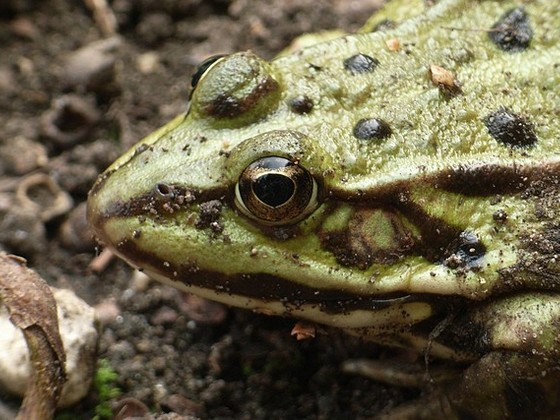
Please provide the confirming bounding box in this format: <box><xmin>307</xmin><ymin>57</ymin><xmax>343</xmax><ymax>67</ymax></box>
<box><xmin>88</xmin><ymin>0</ymin><xmax>560</xmax><ymax>417</ymax></box>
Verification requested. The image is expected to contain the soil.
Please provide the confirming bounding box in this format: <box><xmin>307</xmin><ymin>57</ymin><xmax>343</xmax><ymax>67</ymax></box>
<box><xmin>0</xmin><ymin>0</ymin><xmax>416</xmax><ymax>418</ymax></box>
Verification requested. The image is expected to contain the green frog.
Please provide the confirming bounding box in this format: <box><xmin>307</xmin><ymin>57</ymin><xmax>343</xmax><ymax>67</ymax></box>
<box><xmin>88</xmin><ymin>0</ymin><xmax>560</xmax><ymax>417</ymax></box>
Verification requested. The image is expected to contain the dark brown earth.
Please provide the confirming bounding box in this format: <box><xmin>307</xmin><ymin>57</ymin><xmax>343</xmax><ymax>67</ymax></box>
<box><xmin>0</xmin><ymin>0</ymin><xmax>418</xmax><ymax>418</ymax></box>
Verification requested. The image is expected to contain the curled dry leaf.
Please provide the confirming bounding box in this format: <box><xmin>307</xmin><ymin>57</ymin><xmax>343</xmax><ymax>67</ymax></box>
<box><xmin>290</xmin><ymin>321</ymin><xmax>317</xmax><ymax>341</ymax></box>
<box><xmin>16</xmin><ymin>173</ymin><xmax>73</xmax><ymax>222</ymax></box>
<box><xmin>40</xmin><ymin>95</ymin><xmax>102</xmax><ymax>147</ymax></box>
<box><xmin>0</xmin><ymin>253</ymin><xmax>67</xmax><ymax>420</ymax></box>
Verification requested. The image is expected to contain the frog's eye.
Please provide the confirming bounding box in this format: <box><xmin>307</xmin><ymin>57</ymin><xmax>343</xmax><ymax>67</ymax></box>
<box><xmin>189</xmin><ymin>52</ymin><xmax>281</xmax><ymax>128</ymax></box>
<box><xmin>235</xmin><ymin>157</ymin><xmax>318</xmax><ymax>226</ymax></box>
<box><xmin>190</xmin><ymin>54</ymin><xmax>227</xmax><ymax>90</ymax></box>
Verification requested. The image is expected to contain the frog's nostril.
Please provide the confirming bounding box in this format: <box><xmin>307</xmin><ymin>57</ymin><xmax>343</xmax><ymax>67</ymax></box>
<box><xmin>155</xmin><ymin>183</ymin><xmax>174</xmax><ymax>199</ymax></box>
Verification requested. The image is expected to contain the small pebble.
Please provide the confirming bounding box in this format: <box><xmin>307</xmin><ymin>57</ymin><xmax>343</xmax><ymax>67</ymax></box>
<box><xmin>61</xmin><ymin>36</ymin><xmax>122</xmax><ymax>92</ymax></box>
<box><xmin>94</xmin><ymin>298</ymin><xmax>121</xmax><ymax>325</ymax></box>
<box><xmin>59</xmin><ymin>202</ymin><xmax>96</xmax><ymax>251</ymax></box>
<box><xmin>137</xmin><ymin>51</ymin><xmax>161</xmax><ymax>74</ymax></box>
<box><xmin>0</xmin><ymin>207</ymin><xmax>47</xmax><ymax>256</ymax></box>
<box><xmin>0</xmin><ymin>136</ymin><xmax>47</xmax><ymax>175</ymax></box>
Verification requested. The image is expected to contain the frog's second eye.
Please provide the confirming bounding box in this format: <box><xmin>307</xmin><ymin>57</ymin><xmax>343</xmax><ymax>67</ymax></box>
<box><xmin>235</xmin><ymin>157</ymin><xmax>318</xmax><ymax>226</ymax></box>
<box><xmin>190</xmin><ymin>54</ymin><xmax>227</xmax><ymax>89</ymax></box>
<box><xmin>189</xmin><ymin>52</ymin><xmax>281</xmax><ymax>128</ymax></box>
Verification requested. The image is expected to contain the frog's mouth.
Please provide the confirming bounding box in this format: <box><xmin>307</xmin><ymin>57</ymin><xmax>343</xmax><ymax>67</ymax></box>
<box><xmin>109</xmin><ymin>233</ymin><xmax>465</xmax><ymax>316</ymax></box>
<box><xmin>113</xmin><ymin>230</ymin><xmax>403</xmax><ymax>309</ymax></box>
<box><xmin>109</xmin><ymin>234</ymin><xmax>468</xmax><ymax>324</ymax></box>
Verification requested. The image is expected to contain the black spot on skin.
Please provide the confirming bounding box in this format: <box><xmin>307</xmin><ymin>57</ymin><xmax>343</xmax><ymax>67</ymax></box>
<box><xmin>489</xmin><ymin>8</ymin><xmax>533</xmax><ymax>52</ymax></box>
<box><xmin>288</xmin><ymin>95</ymin><xmax>314</xmax><ymax>114</ymax></box>
<box><xmin>343</xmin><ymin>54</ymin><xmax>379</xmax><ymax>75</ymax></box>
<box><xmin>353</xmin><ymin>118</ymin><xmax>392</xmax><ymax>141</ymax></box>
<box><xmin>456</xmin><ymin>231</ymin><xmax>486</xmax><ymax>262</ymax></box>
<box><xmin>484</xmin><ymin>107</ymin><xmax>537</xmax><ymax>148</ymax></box>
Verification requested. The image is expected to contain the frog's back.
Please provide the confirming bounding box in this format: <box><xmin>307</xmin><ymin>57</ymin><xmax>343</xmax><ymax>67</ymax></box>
<box><xmin>270</xmin><ymin>0</ymin><xmax>560</xmax><ymax>193</ymax></box>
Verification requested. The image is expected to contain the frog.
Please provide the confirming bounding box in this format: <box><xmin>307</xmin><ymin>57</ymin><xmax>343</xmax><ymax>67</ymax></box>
<box><xmin>87</xmin><ymin>0</ymin><xmax>560</xmax><ymax>417</ymax></box>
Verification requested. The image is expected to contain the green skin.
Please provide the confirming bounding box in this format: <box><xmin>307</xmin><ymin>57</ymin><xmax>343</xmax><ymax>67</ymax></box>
<box><xmin>88</xmin><ymin>0</ymin><xmax>560</xmax><ymax>417</ymax></box>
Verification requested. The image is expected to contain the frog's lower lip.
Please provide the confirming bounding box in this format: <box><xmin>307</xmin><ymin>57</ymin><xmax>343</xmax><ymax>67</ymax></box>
<box><xmin>109</xmin><ymin>236</ymin><xmax>464</xmax><ymax>314</ymax></box>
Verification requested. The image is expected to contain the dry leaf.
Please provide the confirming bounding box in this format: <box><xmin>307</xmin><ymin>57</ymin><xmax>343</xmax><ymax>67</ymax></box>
<box><xmin>291</xmin><ymin>321</ymin><xmax>316</xmax><ymax>341</ymax></box>
<box><xmin>0</xmin><ymin>253</ymin><xmax>67</xmax><ymax>420</ymax></box>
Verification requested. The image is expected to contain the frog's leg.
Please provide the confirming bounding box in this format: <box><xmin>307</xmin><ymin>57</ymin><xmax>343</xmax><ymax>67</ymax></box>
<box><xmin>346</xmin><ymin>293</ymin><xmax>560</xmax><ymax>419</ymax></box>
<box><xmin>442</xmin><ymin>292</ymin><xmax>560</xmax><ymax>419</ymax></box>
<box><xmin>446</xmin><ymin>351</ymin><xmax>560</xmax><ymax>419</ymax></box>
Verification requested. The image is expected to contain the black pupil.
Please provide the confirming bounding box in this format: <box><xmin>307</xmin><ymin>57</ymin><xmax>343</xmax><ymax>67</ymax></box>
<box><xmin>253</xmin><ymin>173</ymin><xmax>295</xmax><ymax>207</ymax></box>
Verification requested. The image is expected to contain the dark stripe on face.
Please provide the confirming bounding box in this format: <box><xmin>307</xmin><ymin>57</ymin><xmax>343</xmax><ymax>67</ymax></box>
<box><xmin>432</xmin><ymin>162</ymin><xmax>560</xmax><ymax>196</ymax></box>
<box><xmin>91</xmin><ymin>183</ymin><xmax>229</xmax><ymax>223</ymax></box>
<box><xmin>114</xmin><ymin>237</ymin><xmax>465</xmax><ymax>314</ymax></box>
<box><xmin>94</xmin><ymin>161</ymin><xmax>560</xmax><ymax>221</ymax></box>
<box><xmin>329</xmin><ymin>162</ymin><xmax>560</xmax><ymax>202</ymax></box>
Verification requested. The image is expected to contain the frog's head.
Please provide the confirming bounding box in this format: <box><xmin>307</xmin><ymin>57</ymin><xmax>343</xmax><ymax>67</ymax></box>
<box><xmin>88</xmin><ymin>44</ymin><xmax>558</xmax><ymax>332</ymax></box>
<box><xmin>90</xmin><ymin>52</ymin><xmax>422</xmax><ymax>329</ymax></box>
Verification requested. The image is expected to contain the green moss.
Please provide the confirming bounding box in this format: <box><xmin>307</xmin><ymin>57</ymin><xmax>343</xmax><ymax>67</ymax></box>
<box><xmin>92</xmin><ymin>359</ymin><xmax>121</xmax><ymax>420</ymax></box>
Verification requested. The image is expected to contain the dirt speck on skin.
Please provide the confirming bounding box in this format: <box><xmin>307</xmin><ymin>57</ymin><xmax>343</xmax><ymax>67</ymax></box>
<box><xmin>0</xmin><ymin>0</ymin><xmax>411</xmax><ymax>417</ymax></box>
